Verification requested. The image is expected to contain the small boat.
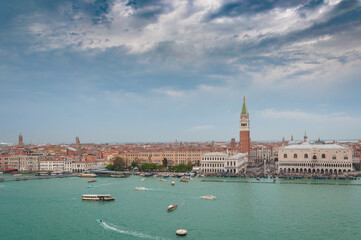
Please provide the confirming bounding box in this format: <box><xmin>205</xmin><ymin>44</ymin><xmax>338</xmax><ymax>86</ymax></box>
<box><xmin>135</xmin><ymin>187</ymin><xmax>147</xmax><ymax>191</ymax></box>
<box><xmin>96</xmin><ymin>219</ymin><xmax>103</xmax><ymax>224</ymax></box>
<box><xmin>12</xmin><ymin>174</ymin><xmax>22</xmax><ymax>177</ymax></box>
<box><xmin>176</xmin><ymin>229</ymin><xmax>187</xmax><ymax>236</ymax></box>
<box><xmin>163</xmin><ymin>175</ymin><xmax>169</xmax><ymax>178</ymax></box>
<box><xmin>88</xmin><ymin>180</ymin><xmax>97</xmax><ymax>183</ymax></box>
<box><xmin>82</xmin><ymin>194</ymin><xmax>115</xmax><ymax>201</ymax></box>
<box><xmin>171</xmin><ymin>181</ymin><xmax>175</xmax><ymax>186</ymax></box>
<box><xmin>256</xmin><ymin>177</ymin><xmax>260</xmax><ymax>181</ymax></box>
<box><xmin>160</xmin><ymin>179</ymin><xmax>166</xmax><ymax>182</ymax></box>
<box><xmin>167</xmin><ymin>204</ymin><xmax>178</xmax><ymax>212</ymax></box>
<box><xmin>141</xmin><ymin>178</ymin><xmax>146</xmax><ymax>181</ymax></box>
<box><xmin>180</xmin><ymin>179</ymin><xmax>188</xmax><ymax>183</ymax></box>
<box><xmin>202</xmin><ymin>195</ymin><xmax>216</xmax><ymax>200</ymax></box>
<box><xmin>88</xmin><ymin>185</ymin><xmax>93</xmax><ymax>188</ymax></box>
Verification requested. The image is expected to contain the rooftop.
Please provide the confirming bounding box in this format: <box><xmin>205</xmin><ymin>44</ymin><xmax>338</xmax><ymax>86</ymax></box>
<box><xmin>283</xmin><ymin>142</ymin><xmax>348</xmax><ymax>150</ymax></box>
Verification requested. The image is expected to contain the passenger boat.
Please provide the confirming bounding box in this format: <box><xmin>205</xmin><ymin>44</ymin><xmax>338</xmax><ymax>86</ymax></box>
<box><xmin>88</xmin><ymin>180</ymin><xmax>97</xmax><ymax>183</ymax></box>
<box><xmin>202</xmin><ymin>195</ymin><xmax>216</xmax><ymax>200</ymax></box>
<box><xmin>180</xmin><ymin>179</ymin><xmax>188</xmax><ymax>183</ymax></box>
<box><xmin>77</xmin><ymin>172</ymin><xmax>96</xmax><ymax>178</ymax></box>
<box><xmin>82</xmin><ymin>194</ymin><xmax>115</xmax><ymax>201</ymax></box>
<box><xmin>167</xmin><ymin>204</ymin><xmax>178</xmax><ymax>211</ymax></box>
<box><xmin>135</xmin><ymin>187</ymin><xmax>147</xmax><ymax>190</ymax></box>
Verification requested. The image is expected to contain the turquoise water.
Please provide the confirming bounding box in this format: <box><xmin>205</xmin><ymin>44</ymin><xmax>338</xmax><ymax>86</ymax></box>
<box><xmin>1</xmin><ymin>176</ymin><xmax>361</xmax><ymax>239</ymax></box>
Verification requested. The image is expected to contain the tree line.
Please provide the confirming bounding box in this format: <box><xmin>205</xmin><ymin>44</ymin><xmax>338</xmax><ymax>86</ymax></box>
<box><xmin>106</xmin><ymin>157</ymin><xmax>193</xmax><ymax>172</ymax></box>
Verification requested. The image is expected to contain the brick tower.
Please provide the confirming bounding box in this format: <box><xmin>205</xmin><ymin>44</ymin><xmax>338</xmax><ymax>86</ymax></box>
<box><xmin>239</xmin><ymin>96</ymin><xmax>250</xmax><ymax>159</ymax></box>
<box><xmin>18</xmin><ymin>133</ymin><xmax>24</xmax><ymax>148</ymax></box>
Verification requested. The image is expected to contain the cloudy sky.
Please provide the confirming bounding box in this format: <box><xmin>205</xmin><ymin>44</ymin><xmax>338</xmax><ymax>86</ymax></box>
<box><xmin>0</xmin><ymin>0</ymin><xmax>360</xmax><ymax>144</ymax></box>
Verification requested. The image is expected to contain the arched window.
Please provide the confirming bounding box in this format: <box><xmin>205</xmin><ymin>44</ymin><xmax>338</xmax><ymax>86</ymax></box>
<box><xmin>284</xmin><ymin>154</ymin><xmax>287</xmax><ymax>158</ymax></box>
<box><xmin>332</xmin><ymin>155</ymin><xmax>336</xmax><ymax>160</ymax></box>
<box><xmin>294</xmin><ymin>154</ymin><xmax>298</xmax><ymax>159</ymax></box>
<box><xmin>312</xmin><ymin>155</ymin><xmax>317</xmax><ymax>160</ymax></box>
<box><xmin>322</xmin><ymin>154</ymin><xmax>326</xmax><ymax>159</ymax></box>
<box><xmin>304</xmin><ymin>154</ymin><xmax>308</xmax><ymax>159</ymax></box>
<box><xmin>344</xmin><ymin>155</ymin><xmax>348</xmax><ymax>160</ymax></box>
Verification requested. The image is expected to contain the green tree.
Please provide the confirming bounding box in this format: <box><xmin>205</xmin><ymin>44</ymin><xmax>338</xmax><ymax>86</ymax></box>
<box><xmin>113</xmin><ymin>156</ymin><xmax>125</xmax><ymax>170</ymax></box>
<box><xmin>106</xmin><ymin>164</ymin><xmax>114</xmax><ymax>170</ymax></box>
<box><xmin>162</xmin><ymin>158</ymin><xmax>168</xmax><ymax>168</ymax></box>
<box><xmin>131</xmin><ymin>161</ymin><xmax>138</xmax><ymax>169</ymax></box>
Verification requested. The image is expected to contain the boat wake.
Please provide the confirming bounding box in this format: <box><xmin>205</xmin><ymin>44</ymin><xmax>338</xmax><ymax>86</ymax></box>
<box><xmin>101</xmin><ymin>222</ymin><xmax>166</xmax><ymax>240</ymax></box>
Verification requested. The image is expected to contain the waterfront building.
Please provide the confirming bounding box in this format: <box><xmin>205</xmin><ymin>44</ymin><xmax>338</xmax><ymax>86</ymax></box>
<box><xmin>278</xmin><ymin>135</ymin><xmax>353</xmax><ymax>174</ymax></box>
<box><xmin>239</xmin><ymin>97</ymin><xmax>250</xmax><ymax>159</ymax></box>
<box><xmin>201</xmin><ymin>152</ymin><xmax>248</xmax><ymax>174</ymax></box>
<box><xmin>40</xmin><ymin>159</ymin><xmax>65</xmax><ymax>172</ymax></box>
<box><xmin>0</xmin><ymin>154</ymin><xmax>9</xmax><ymax>171</ymax></box>
<box><xmin>7</xmin><ymin>154</ymin><xmax>47</xmax><ymax>172</ymax></box>
<box><xmin>71</xmin><ymin>161</ymin><xmax>96</xmax><ymax>173</ymax></box>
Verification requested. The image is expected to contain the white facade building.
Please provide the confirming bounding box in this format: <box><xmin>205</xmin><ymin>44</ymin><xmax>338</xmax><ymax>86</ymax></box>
<box><xmin>278</xmin><ymin>141</ymin><xmax>353</xmax><ymax>174</ymax></box>
<box><xmin>201</xmin><ymin>152</ymin><xmax>248</xmax><ymax>174</ymax></box>
<box><xmin>40</xmin><ymin>160</ymin><xmax>65</xmax><ymax>172</ymax></box>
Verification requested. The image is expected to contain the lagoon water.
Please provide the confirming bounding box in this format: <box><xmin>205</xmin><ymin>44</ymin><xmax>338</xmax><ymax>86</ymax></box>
<box><xmin>1</xmin><ymin>176</ymin><xmax>361</xmax><ymax>240</ymax></box>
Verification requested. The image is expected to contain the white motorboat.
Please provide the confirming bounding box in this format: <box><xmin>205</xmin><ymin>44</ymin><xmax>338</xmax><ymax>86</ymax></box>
<box><xmin>202</xmin><ymin>195</ymin><xmax>216</xmax><ymax>200</ymax></box>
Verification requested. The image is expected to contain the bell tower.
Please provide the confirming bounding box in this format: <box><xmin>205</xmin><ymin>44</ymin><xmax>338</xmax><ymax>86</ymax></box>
<box><xmin>18</xmin><ymin>133</ymin><xmax>24</xmax><ymax>148</ymax></box>
<box><xmin>239</xmin><ymin>96</ymin><xmax>250</xmax><ymax>159</ymax></box>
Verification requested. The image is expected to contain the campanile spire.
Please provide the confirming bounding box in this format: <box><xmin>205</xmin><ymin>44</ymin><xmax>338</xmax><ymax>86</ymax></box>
<box><xmin>239</xmin><ymin>97</ymin><xmax>250</xmax><ymax>159</ymax></box>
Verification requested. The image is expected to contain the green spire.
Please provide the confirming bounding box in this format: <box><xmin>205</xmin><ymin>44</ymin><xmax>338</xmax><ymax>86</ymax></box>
<box><xmin>241</xmin><ymin>96</ymin><xmax>248</xmax><ymax>114</ymax></box>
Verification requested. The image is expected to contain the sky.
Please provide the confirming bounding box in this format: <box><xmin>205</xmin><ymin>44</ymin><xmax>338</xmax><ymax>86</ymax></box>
<box><xmin>0</xmin><ymin>0</ymin><xmax>360</xmax><ymax>144</ymax></box>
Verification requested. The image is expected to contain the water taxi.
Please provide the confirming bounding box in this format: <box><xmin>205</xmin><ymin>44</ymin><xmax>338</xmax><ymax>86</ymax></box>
<box><xmin>77</xmin><ymin>172</ymin><xmax>97</xmax><ymax>178</ymax></box>
<box><xmin>202</xmin><ymin>195</ymin><xmax>216</xmax><ymax>200</ymax></box>
<box><xmin>82</xmin><ymin>194</ymin><xmax>115</xmax><ymax>201</ymax></box>
<box><xmin>167</xmin><ymin>204</ymin><xmax>178</xmax><ymax>212</ymax></box>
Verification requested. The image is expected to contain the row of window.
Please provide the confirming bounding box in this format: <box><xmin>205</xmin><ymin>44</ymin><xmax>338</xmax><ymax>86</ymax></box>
<box><xmin>283</xmin><ymin>153</ymin><xmax>348</xmax><ymax>160</ymax></box>
<box><xmin>203</xmin><ymin>157</ymin><xmax>226</xmax><ymax>161</ymax></box>
<box><xmin>202</xmin><ymin>163</ymin><xmax>224</xmax><ymax>168</ymax></box>
<box><xmin>279</xmin><ymin>162</ymin><xmax>352</xmax><ymax>168</ymax></box>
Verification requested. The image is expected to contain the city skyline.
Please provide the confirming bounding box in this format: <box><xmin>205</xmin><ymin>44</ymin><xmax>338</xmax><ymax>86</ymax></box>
<box><xmin>1</xmin><ymin>0</ymin><xmax>361</xmax><ymax>143</ymax></box>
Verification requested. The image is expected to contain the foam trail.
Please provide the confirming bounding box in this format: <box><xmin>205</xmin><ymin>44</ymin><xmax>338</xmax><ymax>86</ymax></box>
<box><xmin>101</xmin><ymin>222</ymin><xmax>166</xmax><ymax>240</ymax></box>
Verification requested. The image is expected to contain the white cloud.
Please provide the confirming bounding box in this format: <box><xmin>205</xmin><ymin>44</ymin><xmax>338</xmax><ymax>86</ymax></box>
<box><xmin>152</xmin><ymin>87</ymin><xmax>186</xmax><ymax>97</ymax></box>
<box><xmin>258</xmin><ymin>108</ymin><xmax>361</xmax><ymax>122</ymax></box>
